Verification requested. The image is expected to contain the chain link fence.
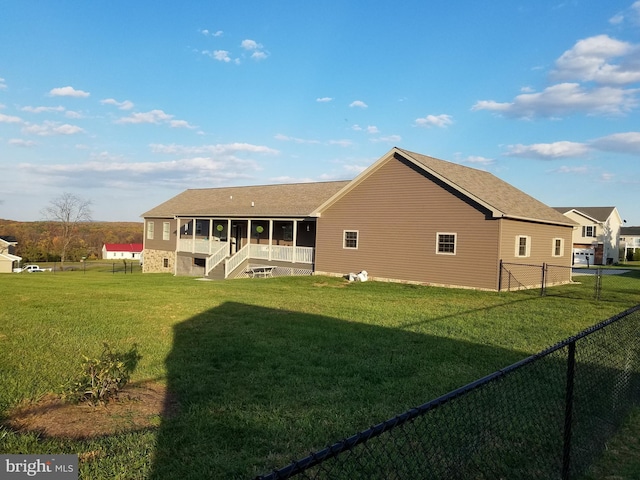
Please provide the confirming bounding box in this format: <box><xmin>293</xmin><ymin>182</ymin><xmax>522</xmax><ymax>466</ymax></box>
<box><xmin>499</xmin><ymin>261</ymin><xmax>606</xmax><ymax>300</ymax></box>
<box><xmin>255</xmin><ymin>305</ymin><xmax>640</xmax><ymax>480</ymax></box>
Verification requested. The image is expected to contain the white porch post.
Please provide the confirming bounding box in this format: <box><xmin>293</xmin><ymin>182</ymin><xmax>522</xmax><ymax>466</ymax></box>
<box><xmin>292</xmin><ymin>220</ymin><xmax>298</xmax><ymax>263</ymax></box>
<box><xmin>175</xmin><ymin>218</ymin><xmax>180</xmax><ymax>276</ymax></box>
<box><xmin>268</xmin><ymin>219</ymin><xmax>273</xmax><ymax>261</ymax></box>
<box><xmin>248</xmin><ymin>219</ymin><xmax>252</xmax><ymax>254</ymax></box>
<box><xmin>208</xmin><ymin>219</ymin><xmax>213</xmax><ymax>254</ymax></box>
<box><xmin>191</xmin><ymin>218</ymin><xmax>196</xmax><ymax>253</ymax></box>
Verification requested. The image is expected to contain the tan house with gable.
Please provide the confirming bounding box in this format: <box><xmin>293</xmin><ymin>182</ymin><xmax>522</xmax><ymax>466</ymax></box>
<box><xmin>553</xmin><ymin>207</ymin><xmax>624</xmax><ymax>266</ymax></box>
<box><xmin>0</xmin><ymin>236</ymin><xmax>22</xmax><ymax>273</ymax></box>
<box><xmin>142</xmin><ymin>147</ymin><xmax>576</xmax><ymax>290</ymax></box>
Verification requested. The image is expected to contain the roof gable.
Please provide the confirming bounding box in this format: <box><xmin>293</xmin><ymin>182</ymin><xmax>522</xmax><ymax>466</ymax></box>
<box><xmin>104</xmin><ymin>243</ymin><xmax>143</xmax><ymax>253</ymax></box>
<box><xmin>316</xmin><ymin>148</ymin><xmax>575</xmax><ymax>226</ymax></box>
<box><xmin>142</xmin><ymin>181</ymin><xmax>350</xmax><ymax>218</ymax></box>
<box><xmin>553</xmin><ymin>207</ymin><xmax>619</xmax><ymax>223</ymax></box>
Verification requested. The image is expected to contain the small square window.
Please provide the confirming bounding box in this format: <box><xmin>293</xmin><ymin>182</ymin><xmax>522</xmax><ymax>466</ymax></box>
<box><xmin>163</xmin><ymin>258</ymin><xmax>169</xmax><ymax>268</ymax></box>
<box><xmin>343</xmin><ymin>230</ymin><xmax>358</xmax><ymax>249</ymax></box>
<box><xmin>437</xmin><ymin>233</ymin><xmax>456</xmax><ymax>255</ymax></box>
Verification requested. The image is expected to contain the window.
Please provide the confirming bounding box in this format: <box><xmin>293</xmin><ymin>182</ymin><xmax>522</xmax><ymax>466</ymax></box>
<box><xmin>146</xmin><ymin>221</ymin><xmax>154</xmax><ymax>240</ymax></box>
<box><xmin>282</xmin><ymin>224</ymin><xmax>293</xmax><ymax>241</ymax></box>
<box><xmin>516</xmin><ymin>236</ymin><xmax>531</xmax><ymax>257</ymax></box>
<box><xmin>163</xmin><ymin>222</ymin><xmax>170</xmax><ymax>241</ymax></box>
<box><xmin>194</xmin><ymin>258</ymin><xmax>206</xmax><ymax>268</ymax></box>
<box><xmin>582</xmin><ymin>225</ymin><xmax>596</xmax><ymax>238</ymax></box>
<box><xmin>437</xmin><ymin>233</ymin><xmax>456</xmax><ymax>255</ymax></box>
<box><xmin>343</xmin><ymin>230</ymin><xmax>358</xmax><ymax>249</ymax></box>
<box><xmin>553</xmin><ymin>238</ymin><xmax>564</xmax><ymax>257</ymax></box>
<box><xmin>163</xmin><ymin>258</ymin><xmax>169</xmax><ymax>268</ymax></box>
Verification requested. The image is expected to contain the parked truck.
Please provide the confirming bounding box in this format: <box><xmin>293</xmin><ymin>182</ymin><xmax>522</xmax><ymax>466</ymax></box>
<box><xmin>13</xmin><ymin>264</ymin><xmax>52</xmax><ymax>273</ymax></box>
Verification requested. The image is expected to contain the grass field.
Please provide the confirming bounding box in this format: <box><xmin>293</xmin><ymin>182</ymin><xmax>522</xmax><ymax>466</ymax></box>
<box><xmin>1</xmin><ymin>268</ymin><xmax>639</xmax><ymax>478</ymax></box>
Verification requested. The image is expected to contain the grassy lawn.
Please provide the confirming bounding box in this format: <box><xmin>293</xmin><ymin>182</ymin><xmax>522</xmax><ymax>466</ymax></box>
<box><xmin>1</xmin><ymin>269</ymin><xmax>639</xmax><ymax>479</ymax></box>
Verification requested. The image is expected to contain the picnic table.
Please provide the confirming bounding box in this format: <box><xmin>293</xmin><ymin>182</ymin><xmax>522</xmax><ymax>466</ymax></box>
<box><xmin>247</xmin><ymin>265</ymin><xmax>276</xmax><ymax>278</ymax></box>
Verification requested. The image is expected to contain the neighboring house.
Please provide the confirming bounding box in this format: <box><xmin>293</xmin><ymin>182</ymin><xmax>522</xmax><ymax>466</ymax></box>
<box><xmin>0</xmin><ymin>235</ymin><xmax>22</xmax><ymax>273</ymax></box>
<box><xmin>102</xmin><ymin>243</ymin><xmax>143</xmax><ymax>260</ymax></box>
<box><xmin>553</xmin><ymin>207</ymin><xmax>624</xmax><ymax>266</ymax></box>
<box><xmin>620</xmin><ymin>226</ymin><xmax>640</xmax><ymax>261</ymax></box>
<box><xmin>141</xmin><ymin>147</ymin><xmax>576</xmax><ymax>290</ymax></box>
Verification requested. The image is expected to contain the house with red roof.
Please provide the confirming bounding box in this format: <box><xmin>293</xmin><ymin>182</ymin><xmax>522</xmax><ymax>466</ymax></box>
<box><xmin>102</xmin><ymin>243</ymin><xmax>143</xmax><ymax>261</ymax></box>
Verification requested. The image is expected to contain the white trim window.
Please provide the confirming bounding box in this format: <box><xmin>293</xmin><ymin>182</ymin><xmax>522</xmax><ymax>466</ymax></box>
<box><xmin>163</xmin><ymin>222</ymin><xmax>170</xmax><ymax>241</ymax></box>
<box><xmin>552</xmin><ymin>238</ymin><xmax>564</xmax><ymax>257</ymax></box>
<box><xmin>436</xmin><ymin>233</ymin><xmax>456</xmax><ymax>255</ymax></box>
<box><xmin>343</xmin><ymin>230</ymin><xmax>358</xmax><ymax>249</ymax></box>
<box><xmin>516</xmin><ymin>235</ymin><xmax>531</xmax><ymax>257</ymax></box>
<box><xmin>582</xmin><ymin>225</ymin><xmax>596</xmax><ymax>238</ymax></box>
<box><xmin>146</xmin><ymin>221</ymin><xmax>155</xmax><ymax>240</ymax></box>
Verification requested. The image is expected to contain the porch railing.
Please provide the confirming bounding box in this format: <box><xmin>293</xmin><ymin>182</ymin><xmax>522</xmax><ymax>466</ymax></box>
<box><xmin>249</xmin><ymin>244</ymin><xmax>314</xmax><ymax>264</ymax></box>
<box><xmin>178</xmin><ymin>237</ymin><xmax>225</xmax><ymax>255</ymax></box>
<box><xmin>205</xmin><ymin>242</ymin><xmax>229</xmax><ymax>276</ymax></box>
<box><xmin>225</xmin><ymin>243</ymin><xmax>250</xmax><ymax>278</ymax></box>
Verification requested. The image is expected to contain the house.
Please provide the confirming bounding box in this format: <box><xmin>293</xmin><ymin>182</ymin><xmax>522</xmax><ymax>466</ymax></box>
<box><xmin>553</xmin><ymin>207</ymin><xmax>624</xmax><ymax>266</ymax></box>
<box><xmin>620</xmin><ymin>226</ymin><xmax>640</xmax><ymax>261</ymax></box>
<box><xmin>141</xmin><ymin>147</ymin><xmax>576</xmax><ymax>290</ymax></box>
<box><xmin>102</xmin><ymin>243</ymin><xmax>143</xmax><ymax>260</ymax></box>
<box><xmin>0</xmin><ymin>236</ymin><xmax>22</xmax><ymax>273</ymax></box>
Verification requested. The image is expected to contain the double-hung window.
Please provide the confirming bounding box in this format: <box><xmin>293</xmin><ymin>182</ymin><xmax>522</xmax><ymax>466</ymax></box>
<box><xmin>516</xmin><ymin>235</ymin><xmax>531</xmax><ymax>257</ymax></box>
<box><xmin>163</xmin><ymin>222</ymin><xmax>170</xmax><ymax>241</ymax></box>
<box><xmin>146</xmin><ymin>221</ymin><xmax>154</xmax><ymax>240</ymax></box>
<box><xmin>582</xmin><ymin>225</ymin><xmax>596</xmax><ymax>238</ymax></box>
<box><xmin>437</xmin><ymin>233</ymin><xmax>456</xmax><ymax>255</ymax></box>
<box><xmin>552</xmin><ymin>238</ymin><xmax>564</xmax><ymax>257</ymax></box>
<box><xmin>343</xmin><ymin>230</ymin><xmax>358</xmax><ymax>249</ymax></box>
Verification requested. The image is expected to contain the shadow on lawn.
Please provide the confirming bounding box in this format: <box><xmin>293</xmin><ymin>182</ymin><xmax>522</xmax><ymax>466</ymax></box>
<box><xmin>148</xmin><ymin>301</ymin><xmax>530</xmax><ymax>479</ymax></box>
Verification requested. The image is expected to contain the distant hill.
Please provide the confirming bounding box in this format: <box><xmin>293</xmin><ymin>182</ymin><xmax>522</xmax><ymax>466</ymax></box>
<box><xmin>0</xmin><ymin>219</ymin><xmax>143</xmax><ymax>262</ymax></box>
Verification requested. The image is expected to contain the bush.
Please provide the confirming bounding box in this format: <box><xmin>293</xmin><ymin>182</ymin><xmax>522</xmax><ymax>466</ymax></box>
<box><xmin>62</xmin><ymin>342</ymin><xmax>142</xmax><ymax>406</ymax></box>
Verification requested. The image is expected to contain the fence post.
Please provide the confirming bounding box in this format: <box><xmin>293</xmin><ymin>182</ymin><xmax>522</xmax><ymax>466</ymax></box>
<box><xmin>498</xmin><ymin>260</ymin><xmax>503</xmax><ymax>292</ymax></box>
<box><xmin>541</xmin><ymin>263</ymin><xmax>547</xmax><ymax>297</ymax></box>
<box><xmin>594</xmin><ymin>269</ymin><xmax>602</xmax><ymax>301</ymax></box>
<box><xmin>562</xmin><ymin>341</ymin><xmax>576</xmax><ymax>480</ymax></box>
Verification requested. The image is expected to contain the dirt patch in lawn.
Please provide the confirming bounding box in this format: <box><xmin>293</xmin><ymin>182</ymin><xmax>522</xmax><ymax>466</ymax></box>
<box><xmin>3</xmin><ymin>381</ymin><xmax>178</xmax><ymax>440</ymax></box>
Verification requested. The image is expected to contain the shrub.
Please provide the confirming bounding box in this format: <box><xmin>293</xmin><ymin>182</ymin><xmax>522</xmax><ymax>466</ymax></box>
<box><xmin>63</xmin><ymin>342</ymin><xmax>142</xmax><ymax>406</ymax></box>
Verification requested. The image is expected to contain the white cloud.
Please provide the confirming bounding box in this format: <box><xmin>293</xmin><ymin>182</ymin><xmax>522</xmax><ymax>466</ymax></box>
<box><xmin>366</xmin><ymin>125</ymin><xmax>379</xmax><ymax>134</ymax></box>
<box><xmin>101</xmin><ymin>98</ymin><xmax>134</xmax><ymax>110</ymax></box>
<box><xmin>206</xmin><ymin>49</ymin><xmax>232</xmax><ymax>62</ymax></box>
<box><xmin>371</xmin><ymin>134</ymin><xmax>402</xmax><ymax>143</ymax></box>
<box><xmin>22</xmin><ymin>121</ymin><xmax>85</xmax><ymax>136</ymax></box>
<box><xmin>590</xmin><ymin>131</ymin><xmax>640</xmax><ymax>154</ymax></box>
<box><xmin>8</xmin><ymin>139</ymin><xmax>37</xmax><ymax>147</ymax></box>
<box><xmin>328</xmin><ymin>139</ymin><xmax>353</xmax><ymax>147</ymax></box>
<box><xmin>21</xmin><ymin>105</ymin><xmax>65</xmax><ymax>113</ymax></box>
<box><xmin>240</xmin><ymin>39</ymin><xmax>268</xmax><ymax>60</ymax></box>
<box><xmin>65</xmin><ymin>110</ymin><xmax>83</xmax><ymax>119</ymax></box>
<box><xmin>551</xmin><ymin>165</ymin><xmax>590</xmax><ymax>174</ymax></box>
<box><xmin>0</xmin><ymin>77</ymin><xmax>6</xmax><ymax>90</ymax></box>
<box><xmin>116</xmin><ymin>109</ymin><xmax>174</xmax><ymax>124</ymax></box>
<box><xmin>505</xmin><ymin>141</ymin><xmax>590</xmax><ymax>159</ymax></box>
<box><xmin>169</xmin><ymin>119</ymin><xmax>197</xmax><ymax>129</ymax></box>
<box><xmin>274</xmin><ymin>133</ymin><xmax>321</xmax><ymax>145</ymax></box>
<box><xmin>150</xmin><ymin>142</ymin><xmax>279</xmax><ymax>156</ymax></box>
<box><xmin>415</xmin><ymin>114</ymin><xmax>453</xmax><ymax>128</ymax></box>
<box><xmin>49</xmin><ymin>86</ymin><xmax>90</xmax><ymax>98</ymax></box>
<box><xmin>473</xmin><ymin>83</ymin><xmax>639</xmax><ymax>118</ymax></box>
<box><xmin>465</xmin><ymin>156</ymin><xmax>495</xmax><ymax>166</ymax></box>
<box><xmin>316</xmin><ymin>97</ymin><xmax>333</xmax><ymax>103</ymax></box>
<box><xmin>349</xmin><ymin>100</ymin><xmax>368</xmax><ymax>108</ymax></box>
<box><xmin>551</xmin><ymin>35</ymin><xmax>640</xmax><ymax>85</ymax></box>
<box><xmin>601</xmin><ymin>172</ymin><xmax>616</xmax><ymax>182</ymax></box>
<box><xmin>213</xmin><ymin>30</ymin><xmax>223</xmax><ymax>37</ymax></box>
<box><xmin>0</xmin><ymin>113</ymin><xmax>23</xmax><ymax>124</ymax></box>
<box><xmin>241</xmin><ymin>39</ymin><xmax>261</xmax><ymax>50</ymax></box>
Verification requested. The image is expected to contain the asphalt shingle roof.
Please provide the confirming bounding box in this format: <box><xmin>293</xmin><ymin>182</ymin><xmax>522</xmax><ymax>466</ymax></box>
<box><xmin>142</xmin><ymin>181</ymin><xmax>351</xmax><ymax>218</ymax></box>
<box><xmin>552</xmin><ymin>207</ymin><xmax>617</xmax><ymax>223</ymax></box>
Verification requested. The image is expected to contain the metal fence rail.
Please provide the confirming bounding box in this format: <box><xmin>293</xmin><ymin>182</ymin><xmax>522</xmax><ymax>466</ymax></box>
<box><xmin>255</xmin><ymin>305</ymin><xmax>640</xmax><ymax>480</ymax></box>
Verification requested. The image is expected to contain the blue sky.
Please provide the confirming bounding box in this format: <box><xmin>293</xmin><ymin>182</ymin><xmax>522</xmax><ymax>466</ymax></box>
<box><xmin>1</xmin><ymin>1</ymin><xmax>640</xmax><ymax>224</ymax></box>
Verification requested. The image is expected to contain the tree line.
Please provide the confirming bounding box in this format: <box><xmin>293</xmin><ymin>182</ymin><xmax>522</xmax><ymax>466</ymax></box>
<box><xmin>0</xmin><ymin>219</ymin><xmax>143</xmax><ymax>263</ymax></box>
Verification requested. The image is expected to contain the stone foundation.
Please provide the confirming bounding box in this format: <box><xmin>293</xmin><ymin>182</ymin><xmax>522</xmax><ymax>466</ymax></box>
<box><xmin>142</xmin><ymin>249</ymin><xmax>175</xmax><ymax>274</ymax></box>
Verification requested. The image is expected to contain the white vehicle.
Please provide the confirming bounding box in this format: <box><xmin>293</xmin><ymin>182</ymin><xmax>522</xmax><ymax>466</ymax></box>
<box><xmin>14</xmin><ymin>264</ymin><xmax>51</xmax><ymax>273</ymax></box>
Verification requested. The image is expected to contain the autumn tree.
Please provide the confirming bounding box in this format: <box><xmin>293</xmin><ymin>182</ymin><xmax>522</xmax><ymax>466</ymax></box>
<box><xmin>42</xmin><ymin>193</ymin><xmax>92</xmax><ymax>267</ymax></box>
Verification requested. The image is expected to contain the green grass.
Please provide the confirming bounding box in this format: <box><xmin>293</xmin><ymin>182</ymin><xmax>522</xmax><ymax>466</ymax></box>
<box><xmin>1</xmin><ymin>270</ymin><xmax>639</xmax><ymax>478</ymax></box>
